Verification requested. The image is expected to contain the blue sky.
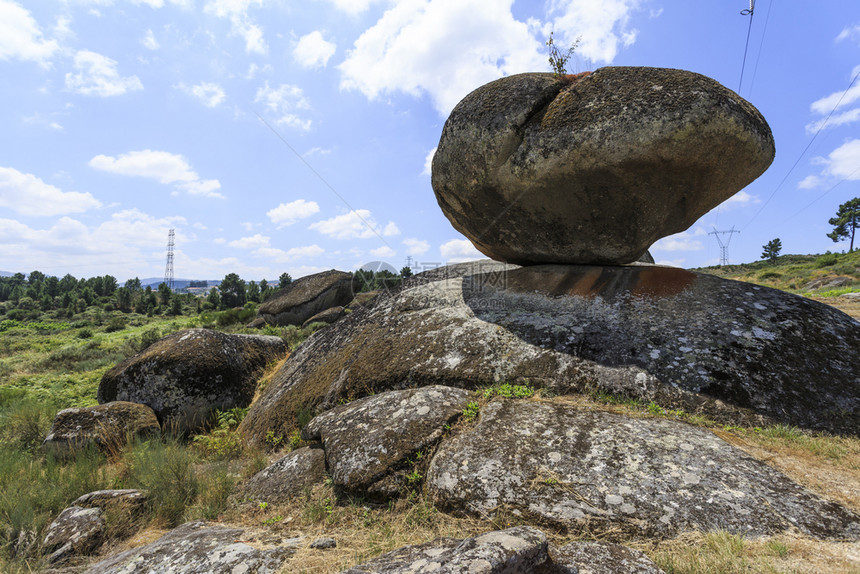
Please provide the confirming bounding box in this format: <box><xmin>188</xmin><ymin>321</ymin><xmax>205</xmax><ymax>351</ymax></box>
<box><xmin>1</xmin><ymin>0</ymin><xmax>859</xmax><ymax>281</ymax></box>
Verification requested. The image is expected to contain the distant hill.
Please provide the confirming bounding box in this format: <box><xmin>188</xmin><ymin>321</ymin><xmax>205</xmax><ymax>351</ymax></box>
<box><xmin>137</xmin><ymin>278</ymin><xmax>222</xmax><ymax>290</ymax></box>
<box><xmin>693</xmin><ymin>250</ymin><xmax>860</xmax><ymax>295</ymax></box>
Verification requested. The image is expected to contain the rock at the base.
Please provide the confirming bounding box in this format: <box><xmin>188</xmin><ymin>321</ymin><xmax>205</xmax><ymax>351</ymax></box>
<box><xmin>42</xmin><ymin>401</ymin><xmax>159</xmax><ymax>457</ymax></box>
<box><xmin>84</xmin><ymin>521</ymin><xmax>297</xmax><ymax>574</ymax></box>
<box><xmin>242</xmin><ymin>447</ymin><xmax>326</xmax><ymax>504</ymax></box>
<box><xmin>302</xmin><ymin>306</ymin><xmax>346</xmax><ymax>329</ymax></box>
<box><xmin>310</xmin><ymin>537</ymin><xmax>337</xmax><ymax>549</ymax></box>
<box><xmin>42</xmin><ymin>506</ymin><xmax>105</xmax><ymax>564</ymax></box>
<box><xmin>426</xmin><ymin>399</ymin><xmax>860</xmax><ymax>540</ymax></box>
<box><xmin>239</xmin><ymin>261</ymin><xmax>860</xmax><ymax>442</ymax></box>
<box><xmin>341</xmin><ymin>526</ymin><xmax>550</xmax><ymax>574</ymax></box>
<box><xmin>553</xmin><ymin>540</ymin><xmax>664</xmax><ymax>574</ymax></box>
<box><xmin>98</xmin><ymin>329</ymin><xmax>287</xmax><ymax>434</ymax></box>
<box><xmin>258</xmin><ymin>270</ymin><xmax>358</xmax><ymax>327</ymax></box>
<box><xmin>432</xmin><ymin>67</ymin><xmax>775</xmax><ymax>265</ymax></box>
<box><xmin>301</xmin><ymin>386</ymin><xmax>472</xmax><ymax>495</ymax></box>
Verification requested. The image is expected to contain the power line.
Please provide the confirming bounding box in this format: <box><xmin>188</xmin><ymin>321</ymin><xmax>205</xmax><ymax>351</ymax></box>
<box><xmin>738</xmin><ymin>1</ymin><xmax>755</xmax><ymax>93</ymax></box>
<box><xmin>741</xmin><ymin>67</ymin><xmax>860</xmax><ymax>231</ymax></box>
<box><xmin>747</xmin><ymin>0</ymin><xmax>774</xmax><ymax>96</ymax></box>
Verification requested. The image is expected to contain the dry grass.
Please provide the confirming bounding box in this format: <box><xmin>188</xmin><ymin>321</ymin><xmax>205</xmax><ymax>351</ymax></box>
<box><xmin>810</xmin><ymin>295</ymin><xmax>860</xmax><ymax>320</ymax></box>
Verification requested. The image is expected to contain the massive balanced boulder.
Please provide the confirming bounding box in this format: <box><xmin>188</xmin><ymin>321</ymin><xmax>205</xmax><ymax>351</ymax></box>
<box><xmin>99</xmin><ymin>329</ymin><xmax>287</xmax><ymax>433</ymax></box>
<box><xmin>432</xmin><ymin>67</ymin><xmax>775</xmax><ymax>265</ymax></box>
<box><xmin>239</xmin><ymin>261</ymin><xmax>860</xmax><ymax>443</ymax></box>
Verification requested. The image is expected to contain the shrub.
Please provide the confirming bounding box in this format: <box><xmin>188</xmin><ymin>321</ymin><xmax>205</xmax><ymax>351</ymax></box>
<box><xmin>104</xmin><ymin>316</ymin><xmax>127</xmax><ymax>333</ymax></box>
<box><xmin>125</xmin><ymin>438</ymin><xmax>199</xmax><ymax>527</ymax></box>
<box><xmin>815</xmin><ymin>253</ymin><xmax>838</xmax><ymax>268</ymax></box>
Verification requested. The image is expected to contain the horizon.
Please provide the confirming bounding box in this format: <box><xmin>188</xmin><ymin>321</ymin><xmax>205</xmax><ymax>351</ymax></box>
<box><xmin>2</xmin><ymin>1</ymin><xmax>860</xmax><ymax>280</ymax></box>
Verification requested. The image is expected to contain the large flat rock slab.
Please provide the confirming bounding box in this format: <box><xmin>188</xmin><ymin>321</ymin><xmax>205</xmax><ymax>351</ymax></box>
<box><xmin>425</xmin><ymin>399</ymin><xmax>860</xmax><ymax>540</ymax></box>
<box><xmin>240</xmin><ymin>261</ymin><xmax>860</xmax><ymax>443</ymax></box>
<box><xmin>84</xmin><ymin>521</ymin><xmax>297</xmax><ymax>573</ymax></box>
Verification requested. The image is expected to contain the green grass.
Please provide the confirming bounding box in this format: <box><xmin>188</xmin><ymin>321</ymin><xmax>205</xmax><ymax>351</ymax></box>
<box><xmin>694</xmin><ymin>249</ymin><xmax>860</xmax><ymax>296</ymax></box>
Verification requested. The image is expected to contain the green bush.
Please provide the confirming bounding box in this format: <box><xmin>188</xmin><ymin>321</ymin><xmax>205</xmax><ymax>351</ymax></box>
<box><xmin>815</xmin><ymin>253</ymin><xmax>838</xmax><ymax>268</ymax></box>
<box><xmin>126</xmin><ymin>438</ymin><xmax>199</xmax><ymax>527</ymax></box>
<box><xmin>104</xmin><ymin>316</ymin><xmax>127</xmax><ymax>333</ymax></box>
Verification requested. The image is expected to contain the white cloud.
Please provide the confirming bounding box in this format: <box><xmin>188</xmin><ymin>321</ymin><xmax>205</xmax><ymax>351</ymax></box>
<box><xmin>254</xmin><ymin>81</ymin><xmax>312</xmax><ymax>130</ymax></box>
<box><xmin>293</xmin><ymin>30</ymin><xmax>336</xmax><ymax>69</ymax></box>
<box><xmin>440</xmin><ymin>238</ymin><xmax>483</xmax><ymax>262</ymax></box>
<box><xmin>229</xmin><ymin>233</ymin><xmax>269</xmax><ymax>249</ymax></box>
<box><xmin>0</xmin><ymin>209</ymin><xmax>187</xmax><ymax>278</ymax></box>
<box><xmin>254</xmin><ymin>244</ymin><xmax>325</xmax><ymax>262</ymax></box>
<box><xmin>142</xmin><ymin>29</ymin><xmax>160</xmax><ymax>50</ymax></box>
<box><xmin>319</xmin><ymin>0</ymin><xmax>382</xmax><ymax>16</ymax></box>
<box><xmin>339</xmin><ymin>0</ymin><xmax>546</xmax><ymax>116</ymax></box>
<box><xmin>650</xmin><ymin>227</ymin><xmax>707</xmax><ymax>252</ymax></box>
<box><xmin>89</xmin><ymin>149</ymin><xmax>224</xmax><ymax>198</ymax></box>
<box><xmin>0</xmin><ymin>1</ymin><xmax>58</xmax><ymax>65</ymax></box>
<box><xmin>204</xmin><ymin>0</ymin><xmax>267</xmax><ymax>55</ymax></box>
<box><xmin>719</xmin><ymin>190</ymin><xmax>760</xmax><ymax>209</ymax></box>
<box><xmin>800</xmin><ymin>139</ymin><xmax>860</xmax><ymax>189</ymax></box>
<box><xmin>339</xmin><ymin>0</ymin><xmax>639</xmax><ymax>116</ymax></box>
<box><xmin>246</xmin><ymin>62</ymin><xmax>272</xmax><ymax>79</ymax></box>
<box><xmin>370</xmin><ymin>245</ymin><xmax>396</xmax><ymax>258</ymax></box>
<box><xmin>548</xmin><ymin>0</ymin><xmax>641</xmax><ymax>64</ymax></box>
<box><xmin>806</xmin><ymin>107</ymin><xmax>860</xmax><ymax>134</ymax></box>
<box><xmin>179</xmin><ymin>82</ymin><xmax>226</xmax><ymax>107</ymax></box>
<box><xmin>403</xmin><ymin>237</ymin><xmax>430</xmax><ymax>256</ymax></box>
<box><xmin>266</xmin><ymin>199</ymin><xmax>320</xmax><ymax>227</ymax></box>
<box><xmin>797</xmin><ymin>175</ymin><xmax>823</xmax><ymax>190</ymax></box>
<box><xmin>309</xmin><ymin>209</ymin><xmax>399</xmax><ymax>239</ymax></box>
<box><xmin>422</xmin><ymin>147</ymin><xmax>436</xmax><ymax>176</ymax></box>
<box><xmin>837</xmin><ymin>23</ymin><xmax>860</xmax><ymax>45</ymax></box>
<box><xmin>65</xmin><ymin>50</ymin><xmax>143</xmax><ymax>97</ymax></box>
<box><xmin>0</xmin><ymin>166</ymin><xmax>102</xmax><ymax>216</ymax></box>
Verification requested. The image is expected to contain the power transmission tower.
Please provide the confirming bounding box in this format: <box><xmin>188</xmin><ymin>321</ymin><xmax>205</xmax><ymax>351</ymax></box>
<box><xmin>164</xmin><ymin>229</ymin><xmax>175</xmax><ymax>291</ymax></box>
<box><xmin>709</xmin><ymin>226</ymin><xmax>740</xmax><ymax>266</ymax></box>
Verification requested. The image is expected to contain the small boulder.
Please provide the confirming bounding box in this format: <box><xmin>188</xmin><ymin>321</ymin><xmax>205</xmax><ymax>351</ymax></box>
<box><xmin>242</xmin><ymin>447</ymin><xmax>326</xmax><ymax>504</ymax></box>
<box><xmin>84</xmin><ymin>521</ymin><xmax>298</xmax><ymax>574</ymax></box>
<box><xmin>42</xmin><ymin>506</ymin><xmax>105</xmax><ymax>565</ymax></box>
<box><xmin>258</xmin><ymin>270</ymin><xmax>358</xmax><ymax>326</ymax></box>
<box><xmin>98</xmin><ymin>329</ymin><xmax>286</xmax><ymax>434</ymax></box>
<box><xmin>300</xmin><ymin>386</ymin><xmax>472</xmax><ymax>496</ymax></box>
<box><xmin>302</xmin><ymin>306</ymin><xmax>346</xmax><ymax>329</ymax></box>
<box><xmin>73</xmin><ymin>489</ymin><xmax>148</xmax><ymax>512</ymax></box>
<box><xmin>42</xmin><ymin>401</ymin><xmax>159</xmax><ymax>457</ymax></box>
<box><xmin>553</xmin><ymin>540</ymin><xmax>665</xmax><ymax>574</ymax></box>
<box><xmin>426</xmin><ymin>398</ymin><xmax>860</xmax><ymax>540</ymax></box>
<box><xmin>341</xmin><ymin>526</ymin><xmax>550</xmax><ymax>574</ymax></box>
<box><xmin>432</xmin><ymin>67</ymin><xmax>775</xmax><ymax>265</ymax></box>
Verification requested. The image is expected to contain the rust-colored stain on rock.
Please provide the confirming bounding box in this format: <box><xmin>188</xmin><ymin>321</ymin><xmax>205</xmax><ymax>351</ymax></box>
<box><xmin>496</xmin><ymin>265</ymin><xmax>697</xmax><ymax>300</ymax></box>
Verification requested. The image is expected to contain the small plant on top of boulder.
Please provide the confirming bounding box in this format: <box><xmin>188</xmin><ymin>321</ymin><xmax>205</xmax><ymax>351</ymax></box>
<box><xmin>546</xmin><ymin>31</ymin><xmax>580</xmax><ymax>77</ymax></box>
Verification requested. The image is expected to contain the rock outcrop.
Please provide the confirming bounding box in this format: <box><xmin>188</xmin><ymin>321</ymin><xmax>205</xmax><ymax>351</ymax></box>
<box><xmin>83</xmin><ymin>521</ymin><xmax>298</xmax><ymax>574</ymax></box>
<box><xmin>302</xmin><ymin>305</ymin><xmax>346</xmax><ymax>329</ymax></box>
<box><xmin>240</xmin><ymin>261</ymin><xmax>860</xmax><ymax>442</ymax></box>
<box><xmin>258</xmin><ymin>270</ymin><xmax>358</xmax><ymax>326</ymax></box>
<box><xmin>426</xmin><ymin>398</ymin><xmax>860</xmax><ymax>539</ymax></box>
<box><xmin>42</xmin><ymin>506</ymin><xmax>104</xmax><ymax>565</ymax></box>
<box><xmin>42</xmin><ymin>401</ymin><xmax>159</xmax><ymax>457</ymax></box>
<box><xmin>432</xmin><ymin>67</ymin><xmax>775</xmax><ymax>265</ymax></box>
<box><xmin>301</xmin><ymin>386</ymin><xmax>472</xmax><ymax>496</ymax></box>
<box><xmin>341</xmin><ymin>526</ymin><xmax>666</xmax><ymax>573</ymax></box>
<box><xmin>242</xmin><ymin>446</ymin><xmax>326</xmax><ymax>504</ymax></box>
<box><xmin>98</xmin><ymin>329</ymin><xmax>286</xmax><ymax>434</ymax></box>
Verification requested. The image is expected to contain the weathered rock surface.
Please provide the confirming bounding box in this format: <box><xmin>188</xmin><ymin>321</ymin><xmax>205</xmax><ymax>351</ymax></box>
<box><xmin>553</xmin><ymin>540</ymin><xmax>664</xmax><ymax>574</ymax></box>
<box><xmin>432</xmin><ymin>67</ymin><xmax>775</xmax><ymax>265</ymax></box>
<box><xmin>341</xmin><ymin>526</ymin><xmax>551</xmax><ymax>574</ymax></box>
<box><xmin>242</xmin><ymin>446</ymin><xmax>326</xmax><ymax>504</ymax></box>
<box><xmin>426</xmin><ymin>398</ymin><xmax>860</xmax><ymax>539</ymax></box>
<box><xmin>302</xmin><ymin>305</ymin><xmax>346</xmax><ymax>328</ymax></box>
<box><xmin>258</xmin><ymin>270</ymin><xmax>358</xmax><ymax>326</ymax></box>
<box><xmin>301</xmin><ymin>386</ymin><xmax>472</xmax><ymax>496</ymax></box>
<box><xmin>72</xmin><ymin>489</ymin><xmax>147</xmax><ymax>512</ymax></box>
<box><xmin>42</xmin><ymin>401</ymin><xmax>159</xmax><ymax>457</ymax></box>
<box><xmin>240</xmin><ymin>261</ymin><xmax>860</xmax><ymax>441</ymax></box>
<box><xmin>98</xmin><ymin>329</ymin><xmax>286</xmax><ymax>434</ymax></box>
<box><xmin>84</xmin><ymin>521</ymin><xmax>298</xmax><ymax>574</ymax></box>
<box><xmin>42</xmin><ymin>506</ymin><xmax>104</xmax><ymax>564</ymax></box>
